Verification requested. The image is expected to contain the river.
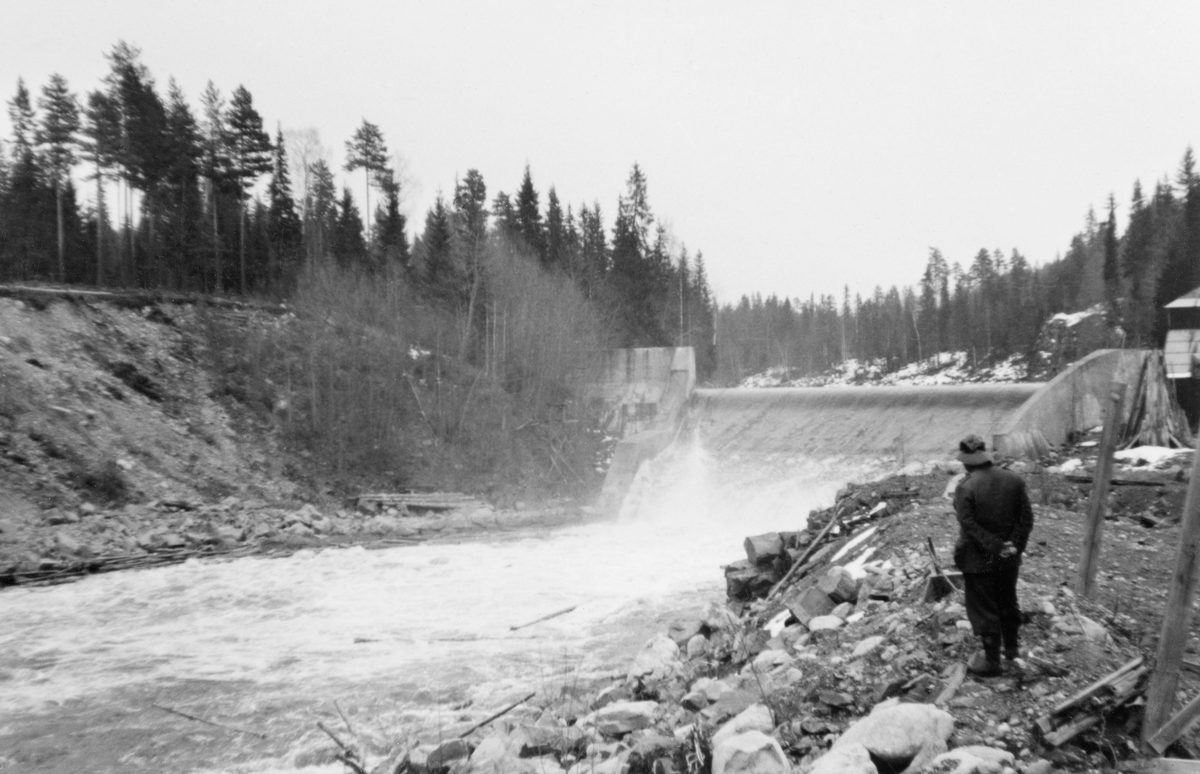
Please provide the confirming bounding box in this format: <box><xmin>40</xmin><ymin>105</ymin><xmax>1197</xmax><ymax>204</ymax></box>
<box><xmin>0</xmin><ymin>441</ymin><xmax>881</xmax><ymax>773</ymax></box>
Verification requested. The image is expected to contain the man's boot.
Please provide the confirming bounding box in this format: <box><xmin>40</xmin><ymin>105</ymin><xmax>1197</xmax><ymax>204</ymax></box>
<box><xmin>1002</xmin><ymin>628</ymin><xmax>1020</xmax><ymax>661</ymax></box>
<box><xmin>968</xmin><ymin>634</ymin><xmax>1003</xmax><ymax>677</ymax></box>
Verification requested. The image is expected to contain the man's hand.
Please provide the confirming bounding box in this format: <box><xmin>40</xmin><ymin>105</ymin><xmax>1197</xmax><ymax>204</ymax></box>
<box><xmin>999</xmin><ymin>541</ymin><xmax>1018</xmax><ymax>558</ymax></box>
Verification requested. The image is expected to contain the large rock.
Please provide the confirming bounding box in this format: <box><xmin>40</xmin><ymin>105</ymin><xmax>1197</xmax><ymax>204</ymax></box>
<box><xmin>807</xmin><ymin>742</ymin><xmax>875</xmax><ymax>774</ymax></box>
<box><xmin>833</xmin><ymin>700</ymin><xmax>954</xmax><ymax>772</ymax></box>
<box><xmin>628</xmin><ymin>634</ymin><xmax>683</xmax><ymax>683</ymax></box>
<box><xmin>744</xmin><ymin>533</ymin><xmax>784</xmax><ymax>565</ymax></box>
<box><xmin>519</xmin><ymin>725</ymin><xmax>588</xmax><ymax>757</ymax></box>
<box><xmin>818</xmin><ymin>567</ymin><xmax>859</xmax><ymax>604</ymax></box>
<box><xmin>711</xmin><ymin>731</ymin><xmax>789</xmax><ymax>774</ymax></box>
<box><xmin>594</xmin><ymin>700</ymin><xmax>659</xmax><ymax>736</ymax></box>
<box><xmin>711</xmin><ymin>704</ymin><xmax>774</xmax><ymax>749</ymax></box>
<box><xmin>782</xmin><ymin>584</ymin><xmax>834</xmax><ymax>625</ymax></box>
<box><xmin>806</xmin><ymin>615</ymin><xmax>843</xmax><ymax>632</ymax></box>
<box><xmin>927</xmin><ymin>746</ymin><xmax>1014</xmax><ymax>774</ymax></box>
<box><xmin>702</xmin><ymin>601</ymin><xmax>741</xmax><ymax>631</ymax></box>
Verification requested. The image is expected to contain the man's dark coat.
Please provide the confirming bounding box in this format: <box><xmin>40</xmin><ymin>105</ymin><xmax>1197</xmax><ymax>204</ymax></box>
<box><xmin>952</xmin><ymin>463</ymin><xmax>1035</xmax><ymax>574</ymax></box>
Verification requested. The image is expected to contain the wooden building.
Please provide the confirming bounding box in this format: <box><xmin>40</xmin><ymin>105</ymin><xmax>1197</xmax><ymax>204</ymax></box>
<box><xmin>1165</xmin><ymin>285</ymin><xmax>1200</xmax><ymax>429</ymax></box>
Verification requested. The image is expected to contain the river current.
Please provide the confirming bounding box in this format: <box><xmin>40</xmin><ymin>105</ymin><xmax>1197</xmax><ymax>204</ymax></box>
<box><xmin>0</xmin><ymin>442</ymin><xmax>881</xmax><ymax>773</ymax></box>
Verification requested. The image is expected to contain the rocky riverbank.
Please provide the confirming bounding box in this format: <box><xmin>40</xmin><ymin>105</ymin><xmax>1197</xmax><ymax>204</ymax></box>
<box><xmin>325</xmin><ymin>447</ymin><xmax>1196</xmax><ymax>774</ymax></box>
<box><xmin>0</xmin><ymin>494</ymin><xmax>600</xmax><ymax>587</ymax></box>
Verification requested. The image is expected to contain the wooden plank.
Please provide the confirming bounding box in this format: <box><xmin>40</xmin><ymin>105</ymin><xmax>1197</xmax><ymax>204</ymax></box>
<box><xmin>1043</xmin><ymin>714</ymin><xmax>1101</xmax><ymax>747</ymax></box>
<box><xmin>1052</xmin><ymin>655</ymin><xmax>1145</xmax><ymax>717</ymax></box>
<box><xmin>932</xmin><ymin>662</ymin><xmax>967</xmax><ymax>707</ymax></box>
<box><xmin>1144</xmin><ymin>441</ymin><xmax>1200</xmax><ymax>742</ymax></box>
<box><xmin>1130</xmin><ymin>759</ymin><xmax>1200</xmax><ymax>774</ymax></box>
<box><xmin>1150</xmin><ymin>690</ymin><xmax>1200</xmax><ymax>754</ymax></box>
<box><xmin>1077</xmin><ymin>381</ymin><xmax>1126</xmax><ymax>599</ymax></box>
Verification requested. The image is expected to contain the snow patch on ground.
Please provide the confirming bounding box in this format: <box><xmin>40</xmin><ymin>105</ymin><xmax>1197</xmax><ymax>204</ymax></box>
<box><xmin>1114</xmin><ymin>446</ymin><xmax>1193</xmax><ymax>469</ymax></box>
<box><xmin>739</xmin><ymin>352</ymin><xmax>1027</xmax><ymax>389</ymax></box>
<box><xmin>1050</xmin><ymin>303</ymin><xmax>1106</xmax><ymax>328</ymax></box>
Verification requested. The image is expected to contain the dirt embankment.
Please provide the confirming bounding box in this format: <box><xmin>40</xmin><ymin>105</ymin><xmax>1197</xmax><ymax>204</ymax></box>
<box><xmin>0</xmin><ymin>293</ymin><xmax>600</xmax><ymax>585</ymax></box>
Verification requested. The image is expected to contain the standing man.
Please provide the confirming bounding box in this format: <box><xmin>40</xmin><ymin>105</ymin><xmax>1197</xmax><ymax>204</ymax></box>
<box><xmin>952</xmin><ymin>434</ymin><xmax>1035</xmax><ymax>676</ymax></box>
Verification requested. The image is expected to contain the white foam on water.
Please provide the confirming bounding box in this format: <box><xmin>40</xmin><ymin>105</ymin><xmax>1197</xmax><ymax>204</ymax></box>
<box><xmin>0</xmin><ymin>438</ymin><xmax>875</xmax><ymax>771</ymax></box>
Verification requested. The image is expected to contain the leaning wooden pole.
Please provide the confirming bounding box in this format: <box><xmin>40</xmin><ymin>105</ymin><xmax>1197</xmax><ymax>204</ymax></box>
<box><xmin>1142</xmin><ymin>440</ymin><xmax>1200</xmax><ymax>743</ymax></box>
<box><xmin>1076</xmin><ymin>381</ymin><xmax>1126</xmax><ymax>599</ymax></box>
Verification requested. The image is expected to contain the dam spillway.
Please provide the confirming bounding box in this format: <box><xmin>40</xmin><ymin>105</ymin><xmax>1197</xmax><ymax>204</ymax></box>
<box><xmin>690</xmin><ymin>384</ymin><xmax>1044</xmax><ymax>460</ymax></box>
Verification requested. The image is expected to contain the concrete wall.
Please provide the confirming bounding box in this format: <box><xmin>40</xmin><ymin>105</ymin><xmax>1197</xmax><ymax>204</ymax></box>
<box><xmin>586</xmin><ymin>347</ymin><xmax>696</xmax><ymax>514</ymax></box>
<box><xmin>993</xmin><ymin>349</ymin><xmax>1150</xmax><ymax>458</ymax></box>
<box><xmin>581</xmin><ymin>347</ymin><xmax>696</xmax><ymax>438</ymax></box>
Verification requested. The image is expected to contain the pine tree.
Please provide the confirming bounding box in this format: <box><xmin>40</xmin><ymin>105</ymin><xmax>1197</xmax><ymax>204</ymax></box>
<box><xmin>515</xmin><ymin>164</ymin><xmax>544</xmax><ymax>257</ymax></box>
<box><xmin>490</xmin><ymin>191</ymin><xmax>517</xmax><ymax>242</ymax></box>
<box><xmin>226</xmin><ymin>85</ymin><xmax>272</xmax><ymax>293</ymax></box>
<box><xmin>199</xmin><ymin>81</ymin><xmax>232</xmax><ymax>291</ymax></box>
<box><xmin>81</xmin><ymin>89</ymin><xmax>121</xmax><ymax>284</ymax></box>
<box><xmin>343</xmin><ymin>119</ymin><xmax>388</xmax><ymax>243</ymax></box>
<box><xmin>266</xmin><ymin>126</ymin><xmax>301</xmax><ymax>288</ymax></box>
<box><xmin>35</xmin><ymin>74</ymin><xmax>79</xmax><ymax>282</ymax></box>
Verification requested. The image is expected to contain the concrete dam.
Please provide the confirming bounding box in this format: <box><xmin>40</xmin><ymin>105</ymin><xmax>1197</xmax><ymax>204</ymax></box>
<box><xmin>594</xmin><ymin>348</ymin><xmax>1155</xmax><ymax>511</ymax></box>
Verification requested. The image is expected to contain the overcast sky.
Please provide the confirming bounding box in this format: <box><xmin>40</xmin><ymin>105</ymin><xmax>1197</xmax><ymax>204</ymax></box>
<box><xmin>4</xmin><ymin>1</ymin><xmax>1200</xmax><ymax>305</ymax></box>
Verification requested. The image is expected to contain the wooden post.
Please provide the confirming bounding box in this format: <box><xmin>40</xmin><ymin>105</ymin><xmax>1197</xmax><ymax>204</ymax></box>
<box><xmin>1143</xmin><ymin>439</ymin><xmax>1200</xmax><ymax>743</ymax></box>
<box><xmin>1076</xmin><ymin>381</ymin><xmax>1126</xmax><ymax>598</ymax></box>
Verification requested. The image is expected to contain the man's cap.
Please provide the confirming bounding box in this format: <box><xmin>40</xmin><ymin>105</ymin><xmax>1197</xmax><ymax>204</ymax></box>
<box><xmin>957</xmin><ymin>434</ymin><xmax>993</xmax><ymax>465</ymax></box>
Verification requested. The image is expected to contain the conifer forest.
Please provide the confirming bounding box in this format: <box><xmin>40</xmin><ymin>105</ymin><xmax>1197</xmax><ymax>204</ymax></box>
<box><xmin>3</xmin><ymin>43</ymin><xmax>1198</xmax><ymax>386</ymax></box>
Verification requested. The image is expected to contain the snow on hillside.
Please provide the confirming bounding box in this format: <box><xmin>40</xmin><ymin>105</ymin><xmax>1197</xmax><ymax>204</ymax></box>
<box><xmin>739</xmin><ymin>351</ymin><xmax>1028</xmax><ymax>389</ymax></box>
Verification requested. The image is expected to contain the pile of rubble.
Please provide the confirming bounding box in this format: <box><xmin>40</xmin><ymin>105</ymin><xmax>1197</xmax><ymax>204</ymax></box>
<box><xmin>344</xmin><ymin>470</ymin><xmax>1168</xmax><ymax>774</ymax></box>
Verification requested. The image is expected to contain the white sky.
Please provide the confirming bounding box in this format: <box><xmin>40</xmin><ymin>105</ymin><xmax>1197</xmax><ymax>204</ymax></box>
<box><xmin>4</xmin><ymin>1</ymin><xmax>1200</xmax><ymax>305</ymax></box>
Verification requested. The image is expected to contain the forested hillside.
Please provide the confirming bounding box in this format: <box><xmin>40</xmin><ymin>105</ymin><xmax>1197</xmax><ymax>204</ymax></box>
<box><xmin>716</xmin><ymin>150</ymin><xmax>1200</xmax><ymax>384</ymax></box>
<box><xmin>0</xmin><ymin>42</ymin><xmax>718</xmax><ymax>376</ymax></box>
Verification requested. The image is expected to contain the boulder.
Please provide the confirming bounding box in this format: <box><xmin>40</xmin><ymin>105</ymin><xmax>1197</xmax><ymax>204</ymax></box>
<box><xmin>808</xmin><ymin>742</ymin><xmax>875</xmax><ymax>774</ymax></box>
<box><xmin>594</xmin><ymin>700</ymin><xmax>659</xmax><ymax>736</ymax></box>
<box><xmin>668</xmin><ymin>619</ymin><xmax>703</xmax><ymax>647</ymax></box>
<box><xmin>686</xmin><ymin>634</ymin><xmax>709</xmax><ymax>659</ymax></box>
<box><xmin>711</xmin><ymin>731</ymin><xmax>789</xmax><ymax>774</ymax></box>
<box><xmin>680</xmin><ymin>689</ymin><xmax>710</xmax><ymax>712</ymax></box>
<box><xmin>702</xmin><ymin>601</ymin><xmax>741</xmax><ymax>631</ymax></box>
<box><xmin>831</xmin><ymin>602</ymin><xmax>855</xmax><ymax>620</ymax></box>
<box><xmin>833</xmin><ymin>700</ymin><xmax>954</xmax><ymax>772</ymax></box>
<box><xmin>54</xmin><ymin>530</ymin><xmax>83</xmax><ymax>555</ymax></box>
<box><xmin>44</xmin><ymin>508</ymin><xmax>80</xmax><ymax>525</ymax></box>
<box><xmin>852</xmin><ymin>635</ymin><xmax>885</xmax><ymax>659</ymax></box>
<box><xmin>744</xmin><ymin>533</ymin><xmax>785</xmax><ymax>565</ymax></box>
<box><xmin>519</xmin><ymin>725</ymin><xmax>588</xmax><ymax>757</ymax></box>
<box><xmin>700</xmin><ymin>690</ymin><xmax>760</xmax><ymax>725</ymax></box>
<box><xmin>711</xmin><ymin>704</ymin><xmax>774</xmax><ymax>749</ymax></box>
<box><xmin>751</xmin><ymin>649</ymin><xmax>792</xmax><ymax>671</ymax></box>
<box><xmin>926</xmin><ymin>746</ymin><xmax>1013</xmax><ymax>774</ymax></box>
<box><xmin>427</xmin><ymin>738</ymin><xmax>471</xmax><ymax>769</ymax></box>
<box><xmin>628</xmin><ymin>634</ymin><xmax>683</xmax><ymax>682</ymax></box>
<box><xmin>806</xmin><ymin>615</ymin><xmax>843</xmax><ymax>632</ymax></box>
<box><xmin>818</xmin><ymin>567</ymin><xmax>859</xmax><ymax>603</ymax></box>
<box><xmin>782</xmin><ymin>584</ymin><xmax>834</xmax><ymax>625</ymax></box>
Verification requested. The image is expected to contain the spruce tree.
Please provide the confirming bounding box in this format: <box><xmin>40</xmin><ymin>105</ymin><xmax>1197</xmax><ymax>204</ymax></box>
<box><xmin>421</xmin><ymin>193</ymin><xmax>454</xmax><ymax>294</ymax></box>
<box><xmin>307</xmin><ymin>159</ymin><xmax>337</xmax><ymax>262</ymax></box>
<box><xmin>515</xmin><ymin>164</ymin><xmax>544</xmax><ymax>257</ymax></box>
<box><xmin>5</xmin><ymin>78</ymin><xmax>47</xmax><ymax>279</ymax></box>
<box><xmin>1102</xmin><ymin>194</ymin><xmax>1120</xmax><ymax>311</ymax></box>
<box><xmin>453</xmin><ymin>169</ymin><xmax>488</xmax><ymax>355</ymax></box>
<box><xmin>332</xmin><ymin>187</ymin><xmax>366</xmax><ymax>265</ymax></box>
<box><xmin>266</xmin><ymin>126</ymin><xmax>301</xmax><ymax>288</ymax></box>
<box><xmin>372</xmin><ymin>166</ymin><xmax>409</xmax><ymax>270</ymax></box>
<box><xmin>544</xmin><ymin>186</ymin><xmax>566</xmax><ymax>271</ymax></box>
<box><xmin>163</xmin><ymin>79</ymin><xmax>203</xmax><ymax>288</ymax></box>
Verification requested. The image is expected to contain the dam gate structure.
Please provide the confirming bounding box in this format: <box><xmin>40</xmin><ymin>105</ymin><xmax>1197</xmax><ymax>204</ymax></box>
<box><xmin>589</xmin><ymin>347</ymin><xmax>1188</xmax><ymax>514</ymax></box>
